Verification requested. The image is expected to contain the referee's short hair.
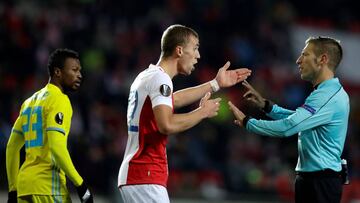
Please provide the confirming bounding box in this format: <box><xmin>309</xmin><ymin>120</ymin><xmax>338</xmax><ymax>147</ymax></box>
<box><xmin>306</xmin><ymin>36</ymin><xmax>343</xmax><ymax>71</ymax></box>
<box><xmin>48</xmin><ymin>48</ymin><xmax>79</xmax><ymax>77</ymax></box>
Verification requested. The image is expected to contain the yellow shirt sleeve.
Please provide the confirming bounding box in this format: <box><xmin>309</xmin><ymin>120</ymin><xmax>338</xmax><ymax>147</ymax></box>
<box><xmin>45</xmin><ymin>95</ymin><xmax>71</xmax><ymax>135</ymax></box>
<box><xmin>6</xmin><ymin>115</ymin><xmax>25</xmax><ymax>192</ymax></box>
<box><xmin>46</xmin><ymin>93</ymin><xmax>83</xmax><ymax>186</ymax></box>
<box><xmin>48</xmin><ymin>130</ymin><xmax>83</xmax><ymax>186</ymax></box>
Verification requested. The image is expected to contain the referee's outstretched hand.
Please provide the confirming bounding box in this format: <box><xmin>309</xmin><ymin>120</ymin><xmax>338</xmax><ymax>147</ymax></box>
<box><xmin>228</xmin><ymin>101</ymin><xmax>246</xmax><ymax>127</ymax></box>
<box><xmin>76</xmin><ymin>182</ymin><xmax>93</xmax><ymax>203</ymax></box>
<box><xmin>242</xmin><ymin>80</ymin><xmax>266</xmax><ymax>109</ymax></box>
<box><xmin>7</xmin><ymin>191</ymin><xmax>17</xmax><ymax>203</ymax></box>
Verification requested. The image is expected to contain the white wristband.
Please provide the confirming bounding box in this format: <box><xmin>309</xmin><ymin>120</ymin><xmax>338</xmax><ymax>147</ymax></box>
<box><xmin>210</xmin><ymin>79</ymin><xmax>220</xmax><ymax>92</ymax></box>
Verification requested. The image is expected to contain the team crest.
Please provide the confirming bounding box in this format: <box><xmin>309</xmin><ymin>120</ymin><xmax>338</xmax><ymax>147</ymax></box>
<box><xmin>55</xmin><ymin>112</ymin><xmax>64</xmax><ymax>125</ymax></box>
<box><xmin>160</xmin><ymin>84</ymin><xmax>171</xmax><ymax>97</ymax></box>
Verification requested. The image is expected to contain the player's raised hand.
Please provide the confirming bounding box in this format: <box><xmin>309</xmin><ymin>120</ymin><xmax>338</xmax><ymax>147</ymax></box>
<box><xmin>228</xmin><ymin>101</ymin><xmax>246</xmax><ymax>127</ymax></box>
<box><xmin>242</xmin><ymin>80</ymin><xmax>265</xmax><ymax>109</ymax></box>
<box><xmin>199</xmin><ymin>92</ymin><xmax>221</xmax><ymax>118</ymax></box>
<box><xmin>76</xmin><ymin>182</ymin><xmax>93</xmax><ymax>203</ymax></box>
<box><xmin>215</xmin><ymin>61</ymin><xmax>251</xmax><ymax>88</ymax></box>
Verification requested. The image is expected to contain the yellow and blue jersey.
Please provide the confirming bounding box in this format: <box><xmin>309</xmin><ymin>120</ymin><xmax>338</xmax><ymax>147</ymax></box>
<box><xmin>7</xmin><ymin>83</ymin><xmax>80</xmax><ymax>196</ymax></box>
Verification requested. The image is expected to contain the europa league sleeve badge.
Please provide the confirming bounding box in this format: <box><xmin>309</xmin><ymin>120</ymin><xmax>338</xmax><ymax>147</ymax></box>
<box><xmin>55</xmin><ymin>112</ymin><xmax>64</xmax><ymax>125</ymax></box>
<box><xmin>160</xmin><ymin>84</ymin><xmax>171</xmax><ymax>97</ymax></box>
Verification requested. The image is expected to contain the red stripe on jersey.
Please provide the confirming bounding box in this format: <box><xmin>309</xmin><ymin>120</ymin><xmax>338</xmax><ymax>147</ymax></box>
<box><xmin>126</xmin><ymin>96</ymin><xmax>169</xmax><ymax>187</ymax></box>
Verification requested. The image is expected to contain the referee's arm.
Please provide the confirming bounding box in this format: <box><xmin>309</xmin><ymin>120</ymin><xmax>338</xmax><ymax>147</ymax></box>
<box><xmin>246</xmin><ymin>105</ymin><xmax>331</xmax><ymax>137</ymax></box>
<box><xmin>266</xmin><ymin>104</ymin><xmax>295</xmax><ymax>120</ymax></box>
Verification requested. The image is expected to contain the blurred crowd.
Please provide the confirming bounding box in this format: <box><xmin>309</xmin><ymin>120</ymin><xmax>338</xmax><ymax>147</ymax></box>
<box><xmin>1</xmin><ymin>0</ymin><xmax>360</xmax><ymax>202</ymax></box>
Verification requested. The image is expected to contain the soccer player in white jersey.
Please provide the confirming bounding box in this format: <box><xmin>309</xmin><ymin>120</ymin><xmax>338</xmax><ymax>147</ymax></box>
<box><xmin>118</xmin><ymin>24</ymin><xmax>252</xmax><ymax>203</ymax></box>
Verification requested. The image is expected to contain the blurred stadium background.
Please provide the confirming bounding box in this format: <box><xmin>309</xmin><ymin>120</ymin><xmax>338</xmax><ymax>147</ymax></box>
<box><xmin>1</xmin><ymin>0</ymin><xmax>360</xmax><ymax>202</ymax></box>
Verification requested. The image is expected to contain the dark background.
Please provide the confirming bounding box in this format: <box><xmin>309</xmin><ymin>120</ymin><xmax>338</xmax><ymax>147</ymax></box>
<box><xmin>1</xmin><ymin>0</ymin><xmax>360</xmax><ymax>202</ymax></box>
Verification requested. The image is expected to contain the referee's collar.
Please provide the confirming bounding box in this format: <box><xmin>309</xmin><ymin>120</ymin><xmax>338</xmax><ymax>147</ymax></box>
<box><xmin>314</xmin><ymin>77</ymin><xmax>339</xmax><ymax>90</ymax></box>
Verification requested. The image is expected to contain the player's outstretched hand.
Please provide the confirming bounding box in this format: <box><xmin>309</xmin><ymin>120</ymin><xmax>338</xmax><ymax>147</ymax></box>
<box><xmin>76</xmin><ymin>182</ymin><xmax>93</xmax><ymax>203</ymax></box>
<box><xmin>199</xmin><ymin>92</ymin><xmax>221</xmax><ymax>118</ymax></box>
<box><xmin>7</xmin><ymin>191</ymin><xmax>17</xmax><ymax>203</ymax></box>
<box><xmin>215</xmin><ymin>61</ymin><xmax>251</xmax><ymax>88</ymax></box>
<box><xmin>242</xmin><ymin>80</ymin><xmax>265</xmax><ymax>109</ymax></box>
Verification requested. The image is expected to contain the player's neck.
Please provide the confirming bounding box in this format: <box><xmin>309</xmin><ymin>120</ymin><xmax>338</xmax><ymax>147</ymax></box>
<box><xmin>49</xmin><ymin>78</ymin><xmax>64</xmax><ymax>93</ymax></box>
<box><xmin>157</xmin><ymin>57</ymin><xmax>178</xmax><ymax>79</ymax></box>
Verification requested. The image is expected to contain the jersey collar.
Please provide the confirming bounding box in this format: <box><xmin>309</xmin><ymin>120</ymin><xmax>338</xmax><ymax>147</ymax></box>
<box><xmin>149</xmin><ymin>64</ymin><xmax>165</xmax><ymax>72</ymax></box>
<box><xmin>47</xmin><ymin>83</ymin><xmax>64</xmax><ymax>95</ymax></box>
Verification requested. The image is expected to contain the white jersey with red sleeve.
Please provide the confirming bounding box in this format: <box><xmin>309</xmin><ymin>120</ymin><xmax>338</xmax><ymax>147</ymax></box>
<box><xmin>118</xmin><ymin>64</ymin><xmax>173</xmax><ymax>188</ymax></box>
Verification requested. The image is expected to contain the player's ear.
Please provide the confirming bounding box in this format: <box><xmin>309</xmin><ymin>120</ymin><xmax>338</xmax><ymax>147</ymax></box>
<box><xmin>176</xmin><ymin>46</ymin><xmax>183</xmax><ymax>57</ymax></box>
<box><xmin>54</xmin><ymin>67</ymin><xmax>62</xmax><ymax>78</ymax></box>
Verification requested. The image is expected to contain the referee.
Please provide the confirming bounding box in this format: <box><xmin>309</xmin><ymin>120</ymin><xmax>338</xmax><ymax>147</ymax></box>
<box><xmin>228</xmin><ymin>36</ymin><xmax>349</xmax><ymax>203</ymax></box>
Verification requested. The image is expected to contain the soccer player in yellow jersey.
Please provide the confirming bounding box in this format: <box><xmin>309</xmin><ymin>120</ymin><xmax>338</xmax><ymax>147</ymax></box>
<box><xmin>6</xmin><ymin>49</ymin><xmax>93</xmax><ymax>203</ymax></box>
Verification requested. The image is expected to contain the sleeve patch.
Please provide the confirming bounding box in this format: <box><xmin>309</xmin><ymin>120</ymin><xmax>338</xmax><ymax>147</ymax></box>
<box><xmin>301</xmin><ymin>104</ymin><xmax>316</xmax><ymax>114</ymax></box>
<box><xmin>55</xmin><ymin>112</ymin><xmax>64</xmax><ymax>125</ymax></box>
<box><xmin>159</xmin><ymin>84</ymin><xmax>171</xmax><ymax>97</ymax></box>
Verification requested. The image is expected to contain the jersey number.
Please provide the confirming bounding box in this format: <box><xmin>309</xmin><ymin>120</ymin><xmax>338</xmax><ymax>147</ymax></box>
<box><xmin>21</xmin><ymin>106</ymin><xmax>43</xmax><ymax>148</ymax></box>
<box><xmin>127</xmin><ymin>90</ymin><xmax>139</xmax><ymax>132</ymax></box>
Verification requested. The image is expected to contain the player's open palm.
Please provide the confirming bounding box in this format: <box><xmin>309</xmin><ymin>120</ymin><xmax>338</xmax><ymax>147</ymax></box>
<box><xmin>199</xmin><ymin>92</ymin><xmax>221</xmax><ymax>118</ymax></box>
<box><xmin>242</xmin><ymin>80</ymin><xmax>265</xmax><ymax>108</ymax></box>
<box><xmin>215</xmin><ymin>61</ymin><xmax>252</xmax><ymax>88</ymax></box>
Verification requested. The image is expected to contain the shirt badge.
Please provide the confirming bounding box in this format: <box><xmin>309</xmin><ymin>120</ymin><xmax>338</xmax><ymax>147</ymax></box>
<box><xmin>55</xmin><ymin>112</ymin><xmax>64</xmax><ymax>125</ymax></box>
<box><xmin>160</xmin><ymin>84</ymin><xmax>171</xmax><ymax>97</ymax></box>
<box><xmin>302</xmin><ymin>104</ymin><xmax>316</xmax><ymax>114</ymax></box>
